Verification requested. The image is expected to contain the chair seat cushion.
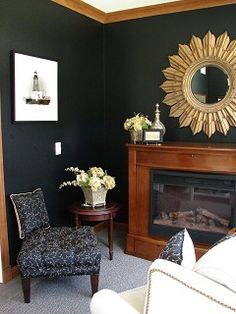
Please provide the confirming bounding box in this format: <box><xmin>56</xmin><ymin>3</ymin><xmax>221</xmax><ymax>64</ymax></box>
<box><xmin>18</xmin><ymin>226</ymin><xmax>101</xmax><ymax>278</ymax></box>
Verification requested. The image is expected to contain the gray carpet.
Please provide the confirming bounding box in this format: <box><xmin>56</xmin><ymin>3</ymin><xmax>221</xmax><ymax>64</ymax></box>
<box><xmin>0</xmin><ymin>229</ymin><xmax>151</xmax><ymax>313</ymax></box>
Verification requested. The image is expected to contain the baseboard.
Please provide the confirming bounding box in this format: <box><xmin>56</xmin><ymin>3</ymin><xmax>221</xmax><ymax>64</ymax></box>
<box><xmin>93</xmin><ymin>221</ymin><xmax>107</xmax><ymax>232</ymax></box>
<box><xmin>113</xmin><ymin>222</ymin><xmax>128</xmax><ymax>231</ymax></box>
<box><xmin>2</xmin><ymin>265</ymin><xmax>19</xmax><ymax>283</ymax></box>
<box><xmin>2</xmin><ymin>266</ymin><xmax>13</xmax><ymax>283</ymax></box>
<box><xmin>94</xmin><ymin>221</ymin><xmax>128</xmax><ymax>233</ymax></box>
<box><xmin>11</xmin><ymin>265</ymin><xmax>19</xmax><ymax>278</ymax></box>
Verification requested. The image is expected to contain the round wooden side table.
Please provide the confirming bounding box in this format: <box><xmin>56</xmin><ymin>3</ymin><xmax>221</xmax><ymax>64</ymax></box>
<box><xmin>68</xmin><ymin>201</ymin><xmax>120</xmax><ymax>260</ymax></box>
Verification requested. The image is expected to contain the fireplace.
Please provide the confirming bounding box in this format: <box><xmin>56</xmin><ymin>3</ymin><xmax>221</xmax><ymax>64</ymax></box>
<box><xmin>150</xmin><ymin>170</ymin><xmax>236</xmax><ymax>244</ymax></box>
<box><xmin>126</xmin><ymin>142</ymin><xmax>236</xmax><ymax>260</ymax></box>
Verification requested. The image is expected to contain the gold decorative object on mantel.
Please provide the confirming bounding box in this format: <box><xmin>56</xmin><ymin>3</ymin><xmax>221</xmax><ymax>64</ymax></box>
<box><xmin>161</xmin><ymin>31</ymin><xmax>236</xmax><ymax>137</ymax></box>
<box><xmin>151</xmin><ymin>104</ymin><xmax>166</xmax><ymax>134</ymax></box>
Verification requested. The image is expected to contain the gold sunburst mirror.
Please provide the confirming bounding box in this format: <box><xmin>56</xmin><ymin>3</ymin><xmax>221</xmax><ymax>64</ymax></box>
<box><xmin>161</xmin><ymin>31</ymin><xmax>236</xmax><ymax>137</ymax></box>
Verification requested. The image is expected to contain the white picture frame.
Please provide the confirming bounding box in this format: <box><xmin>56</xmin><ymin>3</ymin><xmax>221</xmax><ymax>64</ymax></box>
<box><xmin>12</xmin><ymin>52</ymin><xmax>58</xmax><ymax>122</ymax></box>
<box><xmin>143</xmin><ymin>129</ymin><xmax>163</xmax><ymax>144</ymax></box>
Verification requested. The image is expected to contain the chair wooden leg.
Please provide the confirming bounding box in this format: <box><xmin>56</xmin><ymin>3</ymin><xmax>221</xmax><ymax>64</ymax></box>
<box><xmin>21</xmin><ymin>277</ymin><xmax>31</xmax><ymax>303</ymax></box>
<box><xmin>90</xmin><ymin>273</ymin><xmax>99</xmax><ymax>295</ymax></box>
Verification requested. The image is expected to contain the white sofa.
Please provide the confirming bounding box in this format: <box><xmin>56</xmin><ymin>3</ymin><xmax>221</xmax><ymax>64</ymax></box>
<box><xmin>90</xmin><ymin>258</ymin><xmax>236</xmax><ymax>314</ymax></box>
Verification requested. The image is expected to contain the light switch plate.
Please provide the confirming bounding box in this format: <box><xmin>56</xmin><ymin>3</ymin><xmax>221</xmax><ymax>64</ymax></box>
<box><xmin>55</xmin><ymin>142</ymin><xmax>62</xmax><ymax>155</ymax></box>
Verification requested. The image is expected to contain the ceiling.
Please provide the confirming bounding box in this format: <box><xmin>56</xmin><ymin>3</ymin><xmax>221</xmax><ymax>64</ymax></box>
<box><xmin>81</xmin><ymin>0</ymin><xmax>181</xmax><ymax>13</ymax></box>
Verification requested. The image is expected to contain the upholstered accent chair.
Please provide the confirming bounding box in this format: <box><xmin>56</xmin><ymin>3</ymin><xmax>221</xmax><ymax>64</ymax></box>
<box><xmin>10</xmin><ymin>188</ymin><xmax>101</xmax><ymax>303</ymax></box>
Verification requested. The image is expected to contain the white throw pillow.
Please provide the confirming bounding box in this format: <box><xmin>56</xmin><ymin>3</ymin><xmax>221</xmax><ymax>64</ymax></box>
<box><xmin>193</xmin><ymin>234</ymin><xmax>236</xmax><ymax>292</ymax></box>
<box><xmin>159</xmin><ymin>228</ymin><xmax>196</xmax><ymax>269</ymax></box>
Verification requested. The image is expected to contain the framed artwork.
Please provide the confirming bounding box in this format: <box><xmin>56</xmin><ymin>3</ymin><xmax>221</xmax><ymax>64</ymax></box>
<box><xmin>143</xmin><ymin>129</ymin><xmax>163</xmax><ymax>144</ymax></box>
<box><xmin>12</xmin><ymin>52</ymin><xmax>58</xmax><ymax>122</ymax></box>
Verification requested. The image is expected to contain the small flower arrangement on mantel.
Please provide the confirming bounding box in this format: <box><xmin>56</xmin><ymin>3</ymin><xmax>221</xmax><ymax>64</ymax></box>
<box><xmin>124</xmin><ymin>113</ymin><xmax>152</xmax><ymax>143</ymax></box>
<box><xmin>60</xmin><ymin>166</ymin><xmax>116</xmax><ymax>207</ymax></box>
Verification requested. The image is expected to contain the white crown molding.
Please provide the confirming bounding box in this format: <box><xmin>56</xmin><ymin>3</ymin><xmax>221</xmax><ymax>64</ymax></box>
<box><xmin>52</xmin><ymin>0</ymin><xmax>236</xmax><ymax>23</ymax></box>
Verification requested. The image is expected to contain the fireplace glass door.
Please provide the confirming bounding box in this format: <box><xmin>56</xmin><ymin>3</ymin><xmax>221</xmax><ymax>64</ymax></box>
<box><xmin>150</xmin><ymin>170</ymin><xmax>236</xmax><ymax>243</ymax></box>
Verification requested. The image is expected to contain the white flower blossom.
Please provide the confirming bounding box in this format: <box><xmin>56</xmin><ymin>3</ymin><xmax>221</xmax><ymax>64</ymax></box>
<box><xmin>89</xmin><ymin>167</ymin><xmax>104</xmax><ymax>178</ymax></box>
<box><xmin>103</xmin><ymin>175</ymin><xmax>116</xmax><ymax>190</ymax></box>
<box><xmin>89</xmin><ymin>176</ymin><xmax>102</xmax><ymax>192</ymax></box>
<box><xmin>124</xmin><ymin>113</ymin><xmax>151</xmax><ymax>131</ymax></box>
<box><xmin>76</xmin><ymin>171</ymin><xmax>89</xmax><ymax>185</ymax></box>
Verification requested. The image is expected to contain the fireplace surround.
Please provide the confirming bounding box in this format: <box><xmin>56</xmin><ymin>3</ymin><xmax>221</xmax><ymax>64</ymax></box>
<box><xmin>126</xmin><ymin>142</ymin><xmax>236</xmax><ymax>260</ymax></box>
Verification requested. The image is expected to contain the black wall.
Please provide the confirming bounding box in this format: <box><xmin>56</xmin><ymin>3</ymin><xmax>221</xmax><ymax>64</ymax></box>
<box><xmin>0</xmin><ymin>0</ymin><xmax>104</xmax><ymax>265</ymax></box>
<box><xmin>2</xmin><ymin>1</ymin><xmax>236</xmax><ymax>266</ymax></box>
<box><xmin>104</xmin><ymin>4</ymin><xmax>236</xmax><ymax>221</ymax></box>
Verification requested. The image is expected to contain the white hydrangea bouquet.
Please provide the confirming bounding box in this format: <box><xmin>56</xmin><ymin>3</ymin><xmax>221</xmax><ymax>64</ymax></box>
<box><xmin>60</xmin><ymin>166</ymin><xmax>116</xmax><ymax>207</ymax></box>
<box><xmin>60</xmin><ymin>166</ymin><xmax>116</xmax><ymax>192</ymax></box>
<box><xmin>123</xmin><ymin>113</ymin><xmax>152</xmax><ymax>131</ymax></box>
<box><xmin>124</xmin><ymin>113</ymin><xmax>152</xmax><ymax>144</ymax></box>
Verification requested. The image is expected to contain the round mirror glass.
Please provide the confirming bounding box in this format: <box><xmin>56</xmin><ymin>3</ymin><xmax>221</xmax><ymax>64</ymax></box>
<box><xmin>191</xmin><ymin>66</ymin><xmax>229</xmax><ymax>104</ymax></box>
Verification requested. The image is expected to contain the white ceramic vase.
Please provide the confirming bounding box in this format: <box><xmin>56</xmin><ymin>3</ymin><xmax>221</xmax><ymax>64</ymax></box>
<box><xmin>81</xmin><ymin>187</ymin><xmax>107</xmax><ymax>207</ymax></box>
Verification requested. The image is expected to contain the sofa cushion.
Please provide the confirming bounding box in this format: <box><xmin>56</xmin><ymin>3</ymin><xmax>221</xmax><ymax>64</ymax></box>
<box><xmin>10</xmin><ymin>188</ymin><xmax>50</xmax><ymax>239</ymax></box>
<box><xmin>193</xmin><ymin>233</ymin><xmax>236</xmax><ymax>293</ymax></box>
<box><xmin>159</xmin><ymin>228</ymin><xmax>196</xmax><ymax>269</ymax></box>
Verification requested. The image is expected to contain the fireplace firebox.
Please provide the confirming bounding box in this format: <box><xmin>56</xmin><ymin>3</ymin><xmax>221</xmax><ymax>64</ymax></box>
<box><xmin>150</xmin><ymin>170</ymin><xmax>236</xmax><ymax>244</ymax></box>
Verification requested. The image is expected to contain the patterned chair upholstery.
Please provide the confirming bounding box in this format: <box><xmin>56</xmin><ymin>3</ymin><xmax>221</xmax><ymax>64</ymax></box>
<box><xmin>10</xmin><ymin>188</ymin><xmax>101</xmax><ymax>303</ymax></box>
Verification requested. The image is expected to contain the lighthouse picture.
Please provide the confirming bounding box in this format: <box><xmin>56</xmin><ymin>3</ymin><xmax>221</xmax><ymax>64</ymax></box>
<box><xmin>13</xmin><ymin>52</ymin><xmax>58</xmax><ymax>121</ymax></box>
<box><xmin>25</xmin><ymin>70</ymin><xmax>51</xmax><ymax>105</ymax></box>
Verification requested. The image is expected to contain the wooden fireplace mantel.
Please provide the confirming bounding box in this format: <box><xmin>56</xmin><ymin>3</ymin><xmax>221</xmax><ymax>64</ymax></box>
<box><xmin>126</xmin><ymin>142</ymin><xmax>236</xmax><ymax>260</ymax></box>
